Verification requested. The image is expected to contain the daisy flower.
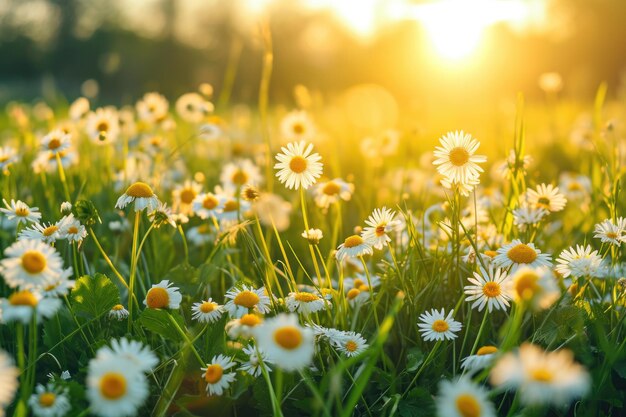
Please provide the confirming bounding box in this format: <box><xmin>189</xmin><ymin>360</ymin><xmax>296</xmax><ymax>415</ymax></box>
<box><xmin>464</xmin><ymin>265</ymin><xmax>511</xmax><ymax>312</ymax></box>
<box><xmin>361</xmin><ymin>207</ymin><xmax>401</xmax><ymax>250</ymax></box>
<box><xmin>172</xmin><ymin>180</ymin><xmax>203</xmax><ymax>215</ymax></box>
<box><xmin>239</xmin><ymin>345</ymin><xmax>273</xmax><ymax>377</ymax></box>
<box><xmin>253</xmin><ymin>314</ymin><xmax>315</xmax><ymax>371</ymax></box>
<box><xmin>143</xmin><ymin>280</ymin><xmax>182</xmax><ymax>310</ymax></box>
<box><xmin>0</xmin><ymin>146</ymin><xmax>18</xmax><ymax>172</ymax></box>
<box><xmin>556</xmin><ymin>244</ymin><xmax>606</xmax><ymax>278</ymax></box>
<box><xmin>41</xmin><ymin>129</ymin><xmax>72</xmax><ymax>156</ymax></box>
<box><xmin>335</xmin><ymin>332</ymin><xmax>368</xmax><ymax>357</ymax></box>
<box><xmin>136</xmin><ymin>92</ymin><xmax>169</xmax><ymax>124</ymax></box>
<box><xmin>506</xmin><ymin>267</ymin><xmax>560</xmax><ymax>310</ymax></box>
<box><xmin>312</xmin><ymin>178</ymin><xmax>354</xmax><ymax>210</ymax></box>
<box><xmin>192</xmin><ymin>192</ymin><xmax>224</xmax><ymax>220</ymax></box>
<box><xmin>285</xmin><ymin>291</ymin><xmax>329</xmax><ymax>316</ymax></box>
<box><xmin>559</xmin><ymin>172</ymin><xmax>591</xmax><ymax>201</ymax></box>
<box><xmin>433</xmin><ymin>130</ymin><xmax>487</xmax><ymax>186</ymax></box>
<box><xmin>201</xmin><ymin>354</ymin><xmax>237</xmax><ymax>396</ymax></box>
<box><xmin>493</xmin><ymin>240</ymin><xmax>552</xmax><ymax>272</ymax></box>
<box><xmin>512</xmin><ymin>205</ymin><xmax>547</xmax><ymax>230</ymax></box>
<box><xmin>1</xmin><ymin>199</ymin><xmax>42</xmax><ymax>225</ymax></box>
<box><xmin>108</xmin><ymin>304</ymin><xmax>129</xmax><ymax>321</ymax></box>
<box><xmin>302</xmin><ymin>228</ymin><xmax>323</xmax><ymax>244</ymax></box>
<box><xmin>226</xmin><ymin>313</ymin><xmax>263</xmax><ymax>339</ymax></box>
<box><xmin>85</xmin><ymin>107</ymin><xmax>120</xmax><ymax>145</ymax></box>
<box><xmin>0</xmin><ymin>290</ymin><xmax>62</xmax><ymax>324</ymax></box>
<box><xmin>58</xmin><ymin>214</ymin><xmax>87</xmax><ymax>244</ymax></box>
<box><xmin>69</xmin><ymin>97</ymin><xmax>89</xmax><ymax>120</ymax></box>
<box><xmin>115</xmin><ymin>182</ymin><xmax>160</xmax><ymax>212</ymax></box>
<box><xmin>186</xmin><ymin>224</ymin><xmax>215</xmax><ymax>246</ymax></box>
<box><xmin>147</xmin><ymin>202</ymin><xmax>177</xmax><ymax>228</ymax></box>
<box><xmin>95</xmin><ymin>338</ymin><xmax>159</xmax><ymax>373</ymax></box>
<box><xmin>274</xmin><ymin>141</ymin><xmax>323</xmax><ymax>190</ymax></box>
<box><xmin>220</xmin><ymin>159</ymin><xmax>263</xmax><ymax>191</ymax></box>
<box><xmin>224</xmin><ymin>285</ymin><xmax>271</xmax><ymax>318</ymax></box>
<box><xmin>254</xmin><ymin>193</ymin><xmax>292</xmax><ymax>232</ymax></box>
<box><xmin>191</xmin><ymin>299</ymin><xmax>224</xmax><ymax>323</ymax></box>
<box><xmin>417</xmin><ymin>308</ymin><xmax>462</xmax><ymax>342</ymax></box>
<box><xmin>460</xmin><ymin>345</ymin><xmax>499</xmax><ymax>373</ymax></box>
<box><xmin>241</xmin><ymin>184</ymin><xmax>261</xmax><ymax>202</ymax></box>
<box><xmin>0</xmin><ymin>239</ymin><xmax>65</xmax><ymax>290</ymax></box>
<box><xmin>18</xmin><ymin>221</ymin><xmax>62</xmax><ymax>244</ymax></box>
<box><xmin>436</xmin><ymin>376</ymin><xmax>496</xmax><ymax>417</ymax></box>
<box><xmin>280</xmin><ymin>110</ymin><xmax>316</xmax><ymax>142</ymax></box>
<box><xmin>216</xmin><ymin>193</ymin><xmax>250</xmax><ymax>224</ymax></box>
<box><xmin>42</xmin><ymin>268</ymin><xmax>74</xmax><ymax>298</ymax></box>
<box><xmin>28</xmin><ymin>383</ymin><xmax>71</xmax><ymax>417</ymax></box>
<box><xmin>490</xmin><ymin>343</ymin><xmax>590</xmax><ymax>407</ymax></box>
<box><xmin>175</xmin><ymin>92</ymin><xmax>212</xmax><ymax>123</ymax></box>
<box><xmin>594</xmin><ymin>218</ymin><xmax>626</xmax><ymax>246</ymax></box>
<box><xmin>335</xmin><ymin>235</ymin><xmax>373</xmax><ymax>261</ymax></box>
<box><xmin>526</xmin><ymin>183</ymin><xmax>567</xmax><ymax>212</ymax></box>
<box><xmin>0</xmin><ymin>350</ymin><xmax>19</xmax><ymax>415</ymax></box>
<box><xmin>86</xmin><ymin>356</ymin><xmax>149</xmax><ymax>417</ymax></box>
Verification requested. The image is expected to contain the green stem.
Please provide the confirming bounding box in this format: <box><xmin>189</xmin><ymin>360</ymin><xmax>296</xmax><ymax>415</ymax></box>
<box><xmin>167</xmin><ymin>312</ymin><xmax>205</xmax><ymax>366</ymax></box>
<box><xmin>128</xmin><ymin>212</ymin><xmax>141</xmax><ymax>332</ymax></box>
<box><xmin>88</xmin><ymin>227</ymin><xmax>128</xmax><ymax>289</ymax></box>
<box><xmin>55</xmin><ymin>153</ymin><xmax>71</xmax><ymax>203</ymax></box>
<box><xmin>469</xmin><ymin>311</ymin><xmax>489</xmax><ymax>357</ymax></box>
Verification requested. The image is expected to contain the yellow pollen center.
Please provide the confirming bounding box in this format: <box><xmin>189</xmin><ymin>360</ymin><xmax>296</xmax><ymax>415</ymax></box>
<box><xmin>568</xmin><ymin>182</ymin><xmax>582</xmax><ymax>191</ymax></box>
<box><xmin>484</xmin><ymin>250</ymin><xmax>497</xmax><ymax>258</ymax></box>
<box><xmin>289</xmin><ymin>156</ymin><xmax>308</xmax><ymax>173</ymax></box>
<box><xmin>43</xmin><ymin>225</ymin><xmax>58</xmax><ymax>236</ymax></box>
<box><xmin>240</xmin><ymin>314</ymin><xmax>262</xmax><ymax>326</ymax></box>
<box><xmin>375</xmin><ymin>224</ymin><xmax>386</xmax><ymax>237</ymax></box>
<box><xmin>449</xmin><ymin>147</ymin><xmax>470</xmax><ymax>166</ymax></box>
<box><xmin>39</xmin><ymin>392</ymin><xmax>56</xmax><ymax>407</ymax></box>
<box><xmin>21</xmin><ymin>251</ymin><xmax>47</xmax><ymax>274</ymax></box>
<box><xmin>358</xmin><ymin>284</ymin><xmax>370</xmax><ymax>292</ymax></box>
<box><xmin>476</xmin><ymin>345</ymin><xmax>498</xmax><ymax>355</ymax></box>
<box><xmin>146</xmin><ymin>287</ymin><xmax>170</xmax><ymax>309</ymax></box>
<box><xmin>294</xmin><ymin>292</ymin><xmax>319</xmax><ymax>302</ymax></box>
<box><xmin>432</xmin><ymin>319</ymin><xmax>449</xmax><ymax>333</ymax></box>
<box><xmin>9</xmin><ymin>291</ymin><xmax>38</xmax><ymax>307</ymax></box>
<box><xmin>15</xmin><ymin>207</ymin><xmax>29</xmax><ymax>217</ymax></box>
<box><xmin>343</xmin><ymin>235</ymin><xmax>364</xmax><ymax>248</ymax></box>
<box><xmin>482</xmin><ymin>282</ymin><xmax>501</xmax><ymax>298</ymax></box>
<box><xmin>200</xmin><ymin>302</ymin><xmax>215</xmax><ymax>313</ymax></box>
<box><xmin>125</xmin><ymin>182</ymin><xmax>154</xmax><ymax>198</ymax></box>
<box><xmin>607</xmin><ymin>232</ymin><xmax>618</xmax><ymax>239</ymax></box>
<box><xmin>537</xmin><ymin>197</ymin><xmax>551</xmax><ymax>208</ymax></box>
<box><xmin>233</xmin><ymin>290</ymin><xmax>260</xmax><ymax>308</ymax></box>
<box><xmin>100</xmin><ymin>373</ymin><xmax>127</xmax><ymax>400</ymax></box>
<box><xmin>514</xmin><ymin>272</ymin><xmax>540</xmax><ymax>301</ymax></box>
<box><xmin>68</xmin><ymin>226</ymin><xmax>79</xmax><ymax>234</ymax></box>
<box><xmin>347</xmin><ymin>288</ymin><xmax>361</xmax><ymax>300</ymax></box>
<box><xmin>48</xmin><ymin>138</ymin><xmax>62</xmax><ymax>150</ymax></box>
<box><xmin>274</xmin><ymin>326</ymin><xmax>303</xmax><ymax>350</ymax></box>
<box><xmin>231</xmin><ymin>169</ymin><xmax>249</xmax><ymax>185</ymax></box>
<box><xmin>292</xmin><ymin>123</ymin><xmax>304</xmax><ymax>134</ymax></box>
<box><xmin>203</xmin><ymin>195</ymin><xmax>218</xmax><ymax>209</ymax></box>
<box><xmin>531</xmin><ymin>369</ymin><xmax>553</xmax><ymax>383</ymax></box>
<box><xmin>223</xmin><ymin>200</ymin><xmax>239</xmax><ymax>212</ymax></box>
<box><xmin>322</xmin><ymin>181</ymin><xmax>341</xmax><ymax>196</ymax></box>
<box><xmin>112</xmin><ymin>304</ymin><xmax>124</xmax><ymax>311</ymax></box>
<box><xmin>507</xmin><ymin>244</ymin><xmax>537</xmax><ymax>264</ymax></box>
<box><xmin>96</xmin><ymin>121</ymin><xmax>109</xmax><ymax>132</ymax></box>
<box><xmin>204</xmin><ymin>364</ymin><xmax>223</xmax><ymax>384</ymax></box>
<box><xmin>180</xmin><ymin>188</ymin><xmax>196</xmax><ymax>204</ymax></box>
<box><xmin>353</xmin><ymin>279</ymin><xmax>365</xmax><ymax>287</ymax></box>
<box><xmin>455</xmin><ymin>394</ymin><xmax>481</xmax><ymax>417</ymax></box>
<box><xmin>345</xmin><ymin>340</ymin><xmax>358</xmax><ymax>352</ymax></box>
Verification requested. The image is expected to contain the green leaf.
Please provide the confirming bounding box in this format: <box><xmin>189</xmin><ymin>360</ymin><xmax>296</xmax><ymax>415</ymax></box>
<box><xmin>138</xmin><ymin>308</ymin><xmax>185</xmax><ymax>342</ymax></box>
<box><xmin>71</xmin><ymin>273</ymin><xmax>120</xmax><ymax>318</ymax></box>
<box><xmin>406</xmin><ymin>348</ymin><xmax>424</xmax><ymax>372</ymax></box>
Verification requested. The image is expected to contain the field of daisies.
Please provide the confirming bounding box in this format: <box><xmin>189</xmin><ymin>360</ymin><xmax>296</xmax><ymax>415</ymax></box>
<box><xmin>0</xmin><ymin>84</ymin><xmax>625</xmax><ymax>417</ymax></box>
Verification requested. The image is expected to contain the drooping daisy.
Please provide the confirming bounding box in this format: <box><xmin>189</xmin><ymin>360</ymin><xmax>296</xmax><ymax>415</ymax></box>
<box><xmin>108</xmin><ymin>304</ymin><xmax>129</xmax><ymax>320</ymax></box>
<box><xmin>556</xmin><ymin>244</ymin><xmax>606</xmax><ymax>278</ymax></box>
<box><xmin>172</xmin><ymin>180</ymin><xmax>203</xmax><ymax>215</ymax></box>
<box><xmin>505</xmin><ymin>267</ymin><xmax>560</xmax><ymax>310</ymax></box>
<box><xmin>0</xmin><ymin>290</ymin><xmax>62</xmax><ymax>324</ymax></box>
<box><xmin>96</xmin><ymin>338</ymin><xmax>159</xmax><ymax>374</ymax></box>
<box><xmin>0</xmin><ymin>239</ymin><xmax>64</xmax><ymax>290</ymax></box>
<box><xmin>175</xmin><ymin>92</ymin><xmax>213</xmax><ymax>123</ymax></box>
<box><xmin>361</xmin><ymin>207</ymin><xmax>402</xmax><ymax>250</ymax></box>
<box><xmin>224</xmin><ymin>285</ymin><xmax>271</xmax><ymax>318</ymax></box>
<box><xmin>433</xmin><ymin>130</ymin><xmax>487</xmax><ymax>186</ymax></box>
<box><xmin>143</xmin><ymin>280</ymin><xmax>182</xmax><ymax>310</ymax></box>
<box><xmin>58</xmin><ymin>214</ymin><xmax>87</xmax><ymax>244</ymax></box>
<box><xmin>201</xmin><ymin>354</ymin><xmax>237</xmax><ymax>396</ymax></box>
<box><xmin>302</xmin><ymin>228</ymin><xmax>323</xmax><ymax>245</ymax></box>
<box><xmin>460</xmin><ymin>345</ymin><xmax>499</xmax><ymax>373</ymax></box>
<box><xmin>239</xmin><ymin>345</ymin><xmax>273</xmax><ymax>377</ymax></box>
<box><xmin>285</xmin><ymin>291</ymin><xmax>329</xmax><ymax>316</ymax></box>
<box><xmin>136</xmin><ymin>92</ymin><xmax>169</xmax><ymax>125</ymax></box>
<box><xmin>464</xmin><ymin>265</ymin><xmax>511</xmax><ymax>312</ymax></box>
<box><xmin>1</xmin><ymin>199</ymin><xmax>42</xmax><ymax>225</ymax></box>
<box><xmin>18</xmin><ymin>221</ymin><xmax>62</xmax><ymax>244</ymax></box>
<box><xmin>28</xmin><ymin>383</ymin><xmax>71</xmax><ymax>417</ymax></box>
<box><xmin>490</xmin><ymin>343</ymin><xmax>590</xmax><ymax>407</ymax></box>
<box><xmin>147</xmin><ymin>202</ymin><xmax>177</xmax><ymax>228</ymax></box>
<box><xmin>280</xmin><ymin>110</ymin><xmax>316</xmax><ymax>142</ymax></box>
<box><xmin>0</xmin><ymin>146</ymin><xmax>19</xmax><ymax>172</ymax></box>
<box><xmin>86</xmin><ymin>356</ymin><xmax>149</xmax><ymax>417</ymax></box>
<box><xmin>191</xmin><ymin>299</ymin><xmax>224</xmax><ymax>323</ymax></box>
<box><xmin>220</xmin><ymin>159</ymin><xmax>263</xmax><ymax>191</ymax></box>
<box><xmin>312</xmin><ymin>178</ymin><xmax>354</xmax><ymax>210</ymax></box>
<box><xmin>417</xmin><ymin>308</ymin><xmax>462</xmax><ymax>342</ymax></box>
<box><xmin>274</xmin><ymin>141</ymin><xmax>323</xmax><ymax>190</ymax></box>
<box><xmin>493</xmin><ymin>240</ymin><xmax>552</xmax><ymax>272</ymax></box>
<box><xmin>115</xmin><ymin>182</ymin><xmax>160</xmax><ymax>212</ymax></box>
<box><xmin>0</xmin><ymin>350</ymin><xmax>19</xmax><ymax>416</ymax></box>
<box><xmin>335</xmin><ymin>332</ymin><xmax>368</xmax><ymax>357</ymax></box>
<box><xmin>226</xmin><ymin>313</ymin><xmax>263</xmax><ymax>339</ymax></box>
<box><xmin>436</xmin><ymin>376</ymin><xmax>496</xmax><ymax>417</ymax></box>
<box><xmin>41</xmin><ymin>129</ymin><xmax>72</xmax><ymax>156</ymax></box>
<box><xmin>253</xmin><ymin>314</ymin><xmax>315</xmax><ymax>371</ymax></box>
<box><xmin>526</xmin><ymin>184</ymin><xmax>567</xmax><ymax>212</ymax></box>
<box><xmin>594</xmin><ymin>218</ymin><xmax>626</xmax><ymax>246</ymax></box>
<box><xmin>85</xmin><ymin>107</ymin><xmax>120</xmax><ymax>145</ymax></box>
<box><xmin>335</xmin><ymin>235</ymin><xmax>373</xmax><ymax>261</ymax></box>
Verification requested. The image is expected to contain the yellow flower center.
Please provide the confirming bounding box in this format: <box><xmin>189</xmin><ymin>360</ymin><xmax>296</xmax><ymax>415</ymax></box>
<box><xmin>476</xmin><ymin>345</ymin><xmax>498</xmax><ymax>355</ymax></box>
<box><xmin>180</xmin><ymin>188</ymin><xmax>196</xmax><ymax>204</ymax></box>
<box><xmin>482</xmin><ymin>282</ymin><xmax>501</xmax><ymax>298</ymax></box>
<box><xmin>375</xmin><ymin>224</ymin><xmax>386</xmax><ymax>237</ymax></box>
<box><xmin>234</xmin><ymin>290</ymin><xmax>260</xmax><ymax>308</ymax></box>
<box><xmin>146</xmin><ymin>287</ymin><xmax>170</xmax><ymax>309</ymax></box>
<box><xmin>432</xmin><ymin>319</ymin><xmax>449</xmax><ymax>333</ymax></box>
<box><xmin>240</xmin><ymin>314</ymin><xmax>262</xmax><ymax>327</ymax></box>
<box><xmin>507</xmin><ymin>244</ymin><xmax>537</xmax><ymax>264</ymax></box>
<box><xmin>484</xmin><ymin>250</ymin><xmax>497</xmax><ymax>258</ymax></box>
<box><xmin>514</xmin><ymin>271</ymin><xmax>540</xmax><ymax>301</ymax></box>
<box><xmin>39</xmin><ymin>392</ymin><xmax>56</xmax><ymax>407</ymax></box>
<box><xmin>48</xmin><ymin>138</ymin><xmax>62</xmax><ymax>150</ymax></box>
<box><xmin>347</xmin><ymin>288</ymin><xmax>361</xmax><ymax>300</ymax></box>
<box><xmin>112</xmin><ymin>304</ymin><xmax>124</xmax><ymax>311</ymax></box>
<box><xmin>232</xmin><ymin>169</ymin><xmax>249</xmax><ymax>185</ymax></box>
<box><xmin>607</xmin><ymin>232</ymin><xmax>618</xmax><ymax>239</ymax></box>
<box><xmin>292</xmin><ymin>123</ymin><xmax>304</xmax><ymax>134</ymax></box>
<box><xmin>345</xmin><ymin>340</ymin><xmax>358</xmax><ymax>352</ymax></box>
<box><xmin>204</xmin><ymin>364</ymin><xmax>223</xmax><ymax>384</ymax></box>
<box><xmin>567</xmin><ymin>182</ymin><xmax>582</xmax><ymax>191</ymax></box>
<box><xmin>455</xmin><ymin>394</ymin><xmax>481</xmax><ymax>417</ymax></box>
<box><xmin>274</xmin><ymin>326</ymin><xmax>303</xmax><ymax>350</ymax></box>
<box><xmin>449</xmin><ymin>147</ymin><xmax>470</xmax><ymax>166</ymax></box>
<box><xmin>43</xmin><ymin>225</ymin><xmax>58</xmax><ymax>236</ymax></box>
<box><xmin>358</xmin><ymin>284</ymin><xmax>370</xmax><ymax>292</ymax></box>
<box><xmin>343</xmin><ymin>235</ymin><xmax>364</xmax><ymax>248</ymax></box>
<box><xmin>322</xmin><ymin>181</ymin><xmax>341</xmax><ymax>196</ymax></box>
<box><xmin>9</xmin><ymin>291</ymin><xmax>38</xmax><ymax>307</ymax></box>
<box><xmin>200</xmin><ymin>302</ymin><xmax>216</xmax><ymax>313</ymax></box>
<box><xmin>223</xmin><ymin>200</ymin><xmax>239</xmax><ymax>212</ymax></box>
<box><xmin>531</xmin><ymin>368</ymin><xmax>553</xmax><ymax>383</ymax></box>
<box><xmin>289</xmin><ymin>156</ymin><xmax>308</xmax><ymax>173</ymax></box>
<box><xmin>96</xmin><ymin>121</ymin><xmax>109</xmax><ymax>133</ymax></box>
<box><xmin>203</xmin><ymin>195</ymin><xmax>219</xmax><ymax>210</ymax></box>
<box><xmin>353</xmin><ymin>279</ymin><xmax>365</xmax><ymax>287</ymax></box>
<box><xmin>100</xmin><ymin>372</ymin><xmax>127</xmax><ymax>400</ymax></box>
<box><xmin>294</xmin><ymin>292</ymin><xmax>319</xmax><ymax>302</ymax></box>
<box><xmin>125</xmin><ymin>182</ymin><xmax>154</xmax><ymax>198</ymax></box>
<box><xmin>68</xmin><ymin>226</ymin><xmax>79</xmax><ymax>234</ymax></box>
<box><xmin>537</xmin><ymin>197</ymin><xmax>551</xmax><ymax>209</ymax></box>
<box><xmin>15</xmin><ymin>207</ymin><xmax>29</xmax><ymax>217</ymax></box>
<box><xmin>21</xmin><ymin>251</ymin><xmax>47</xmax><ymax>274</ymax></box>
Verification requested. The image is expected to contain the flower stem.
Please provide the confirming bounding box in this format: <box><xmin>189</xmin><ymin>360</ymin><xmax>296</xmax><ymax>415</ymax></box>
<box><xmin>128</xmin><ymin>211</ymin><xmax>141</xmax><ymax>332</ymax></box>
